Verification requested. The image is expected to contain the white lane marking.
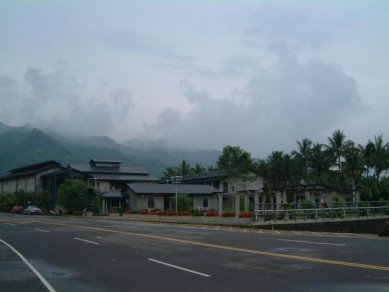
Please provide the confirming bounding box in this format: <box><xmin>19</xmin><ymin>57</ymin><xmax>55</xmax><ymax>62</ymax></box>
<box><xmin>74</xmin><ymin>237</ymin><xmax>99</xmax><ymax>245</ymax></box>
<box><xmin>96</xmin><ymin>236</ymin><xmax>102</xmax><ymax>239</ymax></box>
<box><xmin>292</xmin><ymin>231</ymin><xmax>301</xmax><ymax>235</ymax></box>
<box><xmin>309</xmin><ymin>231</ymin><xmax>323</xmax><ymax>237</ymax></box>
<box><xmin>148</xmin><ymin>258</ymin><xmax>211</xmax><ymax>277</ymax></box>
<box><xmin>176</xmin><ymin>231</ymin><xmax>209</xmax><ymax>235</ymax></box>
<box><xmin>277</xmin><ymin>238</ymin><xmax>346</xmax><ymax>246</ymax></box>
<box><xmin>4</xmin><ymin>223</ymin><xmax>16</xmax><ymax>226</ymax></box>
<box><xmin>34</xmin><ymin>228</ymin><xmax>50</xmax><ymax>233</ymax></box>
<box><xmin>0</xmin><ymin>238</ymin><xmax>56</xmax><ymax>292</ymax></box>
<box><xmin>334</xmin><ymin>233</ymin><xmax>351</xmax><ymax>238</ymax></box>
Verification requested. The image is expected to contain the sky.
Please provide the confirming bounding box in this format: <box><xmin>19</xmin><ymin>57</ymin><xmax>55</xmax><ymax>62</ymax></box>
<box><xmin>1</xmin><ymin>0</ymin><xmax>388</xmax><ymax>158</ymax></box>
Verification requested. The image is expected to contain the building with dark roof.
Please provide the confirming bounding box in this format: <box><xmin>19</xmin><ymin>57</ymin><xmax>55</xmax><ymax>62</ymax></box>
<box><xmin>0</xmin><ymin>160</ymin><xmax>64</xmax><ymax>196</ymax></box>
<box><xmin>124</xmin><ymin>183</ymin><xmax>216</xmax><ymax>212</ymax></box>
<box><xmin>69</xmin><ymin>159</ymin><xmax>159</xmax><ymax>192</ymax></box>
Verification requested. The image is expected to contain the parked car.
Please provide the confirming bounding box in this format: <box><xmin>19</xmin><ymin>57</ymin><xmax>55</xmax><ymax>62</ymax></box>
<box><xmin>23</xmin><ymin>205</ymin><xmax>42</xmax><ymax>215</ymax></box>
<box><xmin>11</xmin><ymin>205</ymin><xmax>24</xmax><ymax>214</ymax></box>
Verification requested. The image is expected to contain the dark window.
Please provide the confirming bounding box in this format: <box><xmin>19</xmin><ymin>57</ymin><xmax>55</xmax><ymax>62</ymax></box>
<box><xmin>147</xmin><ymin>196</ymin><xmax>155</xmax><ymax>209</ymax></box>
<box><xmin>223</xmin><ymin>182</ymin><xmax>228</xmax><ymax>192</ymax></box>
<box><xmin>202</xmin><ymin>197</ymin><xmax>209</xmax><ymax>208</ymax></box>
<box><xmin>213</xmin><ymin>181</ymin><xmax>219</xmax><ymax>189</ymax></box>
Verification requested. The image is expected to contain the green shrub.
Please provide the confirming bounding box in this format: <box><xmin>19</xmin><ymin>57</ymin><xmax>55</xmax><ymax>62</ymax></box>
<box><xmin>0</xmin><ymin>193</ymin><xmax>16</xmax><ymax>212</ymax></box>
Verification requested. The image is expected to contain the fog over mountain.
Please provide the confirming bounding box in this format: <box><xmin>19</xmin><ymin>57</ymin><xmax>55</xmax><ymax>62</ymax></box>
<box><xmin>1</xmin><ymin>2</ymin><xmax>388</xmax><ymax>158</ymax></box>
<box><xmin>0</xmin><ymin>122</ymin><xmax>220</xmax><ymax>177</ymax></box>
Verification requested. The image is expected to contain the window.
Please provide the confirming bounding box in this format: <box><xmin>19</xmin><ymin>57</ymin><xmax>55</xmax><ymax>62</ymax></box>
<box><xmin>202</xmin><ymin>197</ymin><xmax>209</xmax><ymax>208</ymax></box>
<box><xmin>223</xmin><ymin>182</ymin><xmax>228</xmax><ymax>192</ymax></box>
<box><xmin>147</xmin><ymin>196</ymin><xmax>155</xmax><ymax>209</ymax></box>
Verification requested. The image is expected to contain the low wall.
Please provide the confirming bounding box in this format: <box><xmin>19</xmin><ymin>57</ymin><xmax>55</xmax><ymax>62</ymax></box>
<box><xmin>109</xmin><ymin>213</ymin><xmax>251</xmax><ymax>225</ymax></box>
<box><xmin>108</xmin><ymin>214</ymin><xmax>389</xmax><ymax>235</ymax></box>
<box><xmin>258</xmin><ymin>217</ymin><xmax>389</xmax><ymax>235</ymax></box>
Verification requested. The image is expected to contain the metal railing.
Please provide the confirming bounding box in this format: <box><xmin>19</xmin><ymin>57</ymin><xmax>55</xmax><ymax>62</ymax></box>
<box><xmin>252</xmin><ymin>201</ymin><xmax>389</xmax><ymax>223</ymax></box>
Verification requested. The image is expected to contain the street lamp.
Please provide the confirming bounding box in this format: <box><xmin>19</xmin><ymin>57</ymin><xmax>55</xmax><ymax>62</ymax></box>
<box><xmin>171</xmin><ymin>176</ymin><xmax>182</xmax><ymax>212</ymax></box>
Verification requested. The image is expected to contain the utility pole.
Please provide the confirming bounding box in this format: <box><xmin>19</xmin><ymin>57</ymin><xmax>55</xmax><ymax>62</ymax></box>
<box><xmin>171</xmin><ymin>176</ymin><xmax>182</xmax><ymax>212</ymax></box>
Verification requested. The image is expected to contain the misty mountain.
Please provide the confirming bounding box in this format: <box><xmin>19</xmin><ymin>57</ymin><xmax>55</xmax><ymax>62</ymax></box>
<box><xmin>121</xmin><ymin>138</ymin><xmax>220</xmax><ymax>168</ymax></box>
<box><xmin>0</xmin><ymin>122</ymin><xmax>219</xmax><ymax>177</ymax></box>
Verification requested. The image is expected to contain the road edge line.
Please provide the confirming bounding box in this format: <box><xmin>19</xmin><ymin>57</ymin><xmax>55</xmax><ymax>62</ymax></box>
<box><xmin>0</xmin><ymin>238</ymin><xmax>56</xmax><ymax>292</ymax></box>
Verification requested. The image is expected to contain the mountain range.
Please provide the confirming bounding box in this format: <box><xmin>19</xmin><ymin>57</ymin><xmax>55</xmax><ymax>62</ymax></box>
<box><xmin>0</xmin><ymin>122</ymin><xmax>220</xmax><ymax>178</ymax></box>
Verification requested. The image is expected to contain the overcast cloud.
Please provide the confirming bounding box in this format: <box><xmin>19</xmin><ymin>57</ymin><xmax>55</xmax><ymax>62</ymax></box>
<box><xmin>1</xmin><ymin>1</ymin><xmax>388</xmax><ymax>158</ymax></box>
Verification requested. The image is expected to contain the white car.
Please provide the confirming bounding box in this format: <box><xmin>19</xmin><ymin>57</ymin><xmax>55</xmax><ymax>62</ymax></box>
<box><xmin>23</xmin><ymin>206</ymin><xmax>42</xmax><ymax>215</ymax></box>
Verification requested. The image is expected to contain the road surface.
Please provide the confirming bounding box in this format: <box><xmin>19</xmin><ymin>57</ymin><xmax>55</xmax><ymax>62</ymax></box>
<box><xmin>1</xmin><ymin>213</ymin><xmax>389</xmax><ymax>291</ymax></box>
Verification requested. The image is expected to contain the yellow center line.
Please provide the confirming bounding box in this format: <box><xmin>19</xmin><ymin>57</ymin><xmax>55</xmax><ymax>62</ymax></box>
<box><xmin>27</xmin><ymin>219</ymin><xmax>389</xmax><ymax>272</ymax></box>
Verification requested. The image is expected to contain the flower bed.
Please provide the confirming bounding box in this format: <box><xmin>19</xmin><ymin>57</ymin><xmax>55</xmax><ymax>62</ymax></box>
<box><xmin>239</xmin><ymin>212</ymin><xmax>252</xmax><ymax>218</ymax></box>
<box><xmin>140</xmin><ymin>209</ymin><xmax>161</xmax><ymax>215</ymax></box>
<box><xmin>140</xmin><ymin>210</ymin><xmax>191</xmax><ymax>216</ymax></box>
<box><xmin>222</xmin><ymin>211</ymin><xmax>235</xmax><ymax>217</ymax></box>
<box><xmin>206</xmin><ymin>210</ymin><xmax>219</xmax><ymax>217</ymax></box>
<box><xmin>160</xmin><ymin>211</ymin><xmax>191</xmax><ymax>216</ymax></box>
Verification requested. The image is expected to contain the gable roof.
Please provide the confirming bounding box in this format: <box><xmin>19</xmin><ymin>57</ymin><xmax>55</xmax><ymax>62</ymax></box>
<box><xmin>69</xmin><ymin>164</ymin><xmax>150</xmax><ymax>175</ymax></box>
<box><xmin>181</xmin><ymin>171</ymin><xmax>226</xmax><ymax>183</ymax></box>
<box><xmin>9</xmin><ymin>160</ymin><xmax>62</xmax><ymax>174</ymax></box>
<box><xmin>0</xmin><ymin>160</ymin><xmax>64</xmax><ymax>181</ymax></box>
<box><xmin>127</xmin><ymin>183</ymin><xmax>215</xmax><ymax>195</ymax></box>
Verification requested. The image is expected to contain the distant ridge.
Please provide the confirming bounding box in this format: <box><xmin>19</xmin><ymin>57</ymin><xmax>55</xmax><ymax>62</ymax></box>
<box><xmin>0</xmin><ymin>122</ymin><xmax>219</xmax><ymax>177</ymax></box>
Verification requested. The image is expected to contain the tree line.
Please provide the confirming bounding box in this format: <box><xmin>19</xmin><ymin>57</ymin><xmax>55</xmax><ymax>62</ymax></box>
<box><xmin>162</xmin><ymin>130</ymin><xmax>389</xmax><ymax>201</ymax></box>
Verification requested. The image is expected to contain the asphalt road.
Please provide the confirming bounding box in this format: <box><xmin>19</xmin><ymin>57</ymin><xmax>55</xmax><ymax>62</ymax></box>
<box><xmin>1</xmin><ymin>213</ymin><xmax>389</xmax><ymax>292</ymax></box>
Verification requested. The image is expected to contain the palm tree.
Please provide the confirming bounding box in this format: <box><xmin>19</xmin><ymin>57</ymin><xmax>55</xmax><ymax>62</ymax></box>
<box><xmin>309</xmin><ymin>143</ymin><xmax>331</xmax><ymax>184</ymax></box>
<box><xmin>359</xmin><ymin>142</ymin><xmax>375</xmax><ymax>179</ymax></box>
<box><xmin>369</xmin><ymin>135</ymin><xmax>389</xmax><ymax>180</ymax></box>
<box><xmin>178</xmin><ymin>160</ymin><xmax>191</xmax><ymax>176</ymax></box>
<box><xmin>162</xmin><ymin>167</ymin><xmax>179</xmax><ymax>181</ymax></box>
<box><xmin>342</xmin><ymin>146</ymin><xmax>364</xmax><ymax>191</ymax></box>
<box><xmin>265</xmin><ymin>151</ymin><xmax>297</xmax><ymax>189</ymax></box>
<box><xmin>190</xmin><ymin>163</ymin><xmax>206</xmax><ymax>174</ymax></box>
<box><xmin>292</xmin><ymin>138</ymin><xmax>312</xmax><ymax>184</ymax></box>
<box><xmin>326</xmin><ymin>130</ymin><xmax>354</xmax><ymax>173</ymax></box>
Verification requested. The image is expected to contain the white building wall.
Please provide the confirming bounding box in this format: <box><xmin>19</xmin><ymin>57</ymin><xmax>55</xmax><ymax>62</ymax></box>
<box><xmin>193</xmin><ymin>196</ymin><xmax>217</xmax><ymax>211</ymax></box>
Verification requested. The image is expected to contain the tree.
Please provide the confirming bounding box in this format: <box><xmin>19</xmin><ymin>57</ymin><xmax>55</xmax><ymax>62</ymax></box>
<box><xmin>342</xmin><ymin>146</ymin><xmax>364</xmax><ymax>192</ymax></box>
<box><xmin>179</xmin><ymin>160</ymin><xmax>191</xmax><ymax>176</ymax></box>
<box><xmin>292</xmin><ymin>138</ymin><xmax>313</xmax><ymax>183</ymax></box>
<box><xmin>14</xmin><ymin>189</ymin><xmax>33</xmax><ymax>206</ymax></box>
<box><xmin>190</xmin><ymin>163</ymin><xmax>206</xmax><ymax>174</ymax></box>
<box><xmin>309</xmin><ymin>143</ymin><xmax>332</xmax><ymax>184</ymax></box>
<box><xmin>326</xmin><ymin>130</ymin><xmax>354</xmax><ymax>173</ymax></box>
<box><xmin>264</xmin><ymin>151</ymin><xmax>299</xmax><ymax>190</ymax></box>
<box><xmin>57</xmin><ymin>179</ymin><xmax>90</xmax><ymax>214</ymax></box>
<box><xmin>369</xmin><ymin>135</ymin><xmax>389</xmax><ymax>180</ymax></box>
<box><xmin>37</xmin><ymin>191</ymin><xmax>52</xmax><ymax>211</ymax></box>
<box><xmin>161</xmin><ymin>167</ymin><xmax>179</xmax><ymax>181</ymax></box>
<box><xmin>171</xmin><ymin>194</ymin><xmax>192</xmax><ymax>212</ymax></box>
<box><xmin>217</xmin><ymin>145</ymin><xmax>253</xmax><ymax>192</ymax></box>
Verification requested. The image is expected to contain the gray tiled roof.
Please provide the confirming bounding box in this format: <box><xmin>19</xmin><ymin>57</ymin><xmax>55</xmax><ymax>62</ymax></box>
<box><xmin>100</xmin><ymin>191</ymin><xmax>124</xmax><ymax>198</ymax></box>
<box><xmin>92</xmin><ymin>174</ymin><xmax>158</xmax><ymax>182</ymax></box>
<box><xmin>70</xmin><ymin>164</ymin><xmax>149</xmax><ymax>175</ymax></box>
<box><xmin>127</xmin><ymin>183</ymin><xmax>215</xmax><ymax>195</ymax></box>
<box><xmin>181</xmin><ymin>171</ymin><xmax>226</xmax><ymax>183</ymax></box>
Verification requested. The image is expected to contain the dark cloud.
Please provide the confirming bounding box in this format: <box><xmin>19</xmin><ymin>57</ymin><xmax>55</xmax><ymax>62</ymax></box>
<box><xmin>101</xmin><ymin>30</ymin><xmax>196</xmax><ymax>63</ymax></box>
<box><xmin>1</xmin><ymin>62</ymin><xmax>133</xmax><ymax>137</ymax></box>
<box><xmin>0</xmin><ymin>75</ymin><xmax>19</xmax><ymax>123</ymax></box>
<box><xmin>148</xmin><ymin>50</ymin><xmax>364</xmax><ymax>158</ymax></box>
